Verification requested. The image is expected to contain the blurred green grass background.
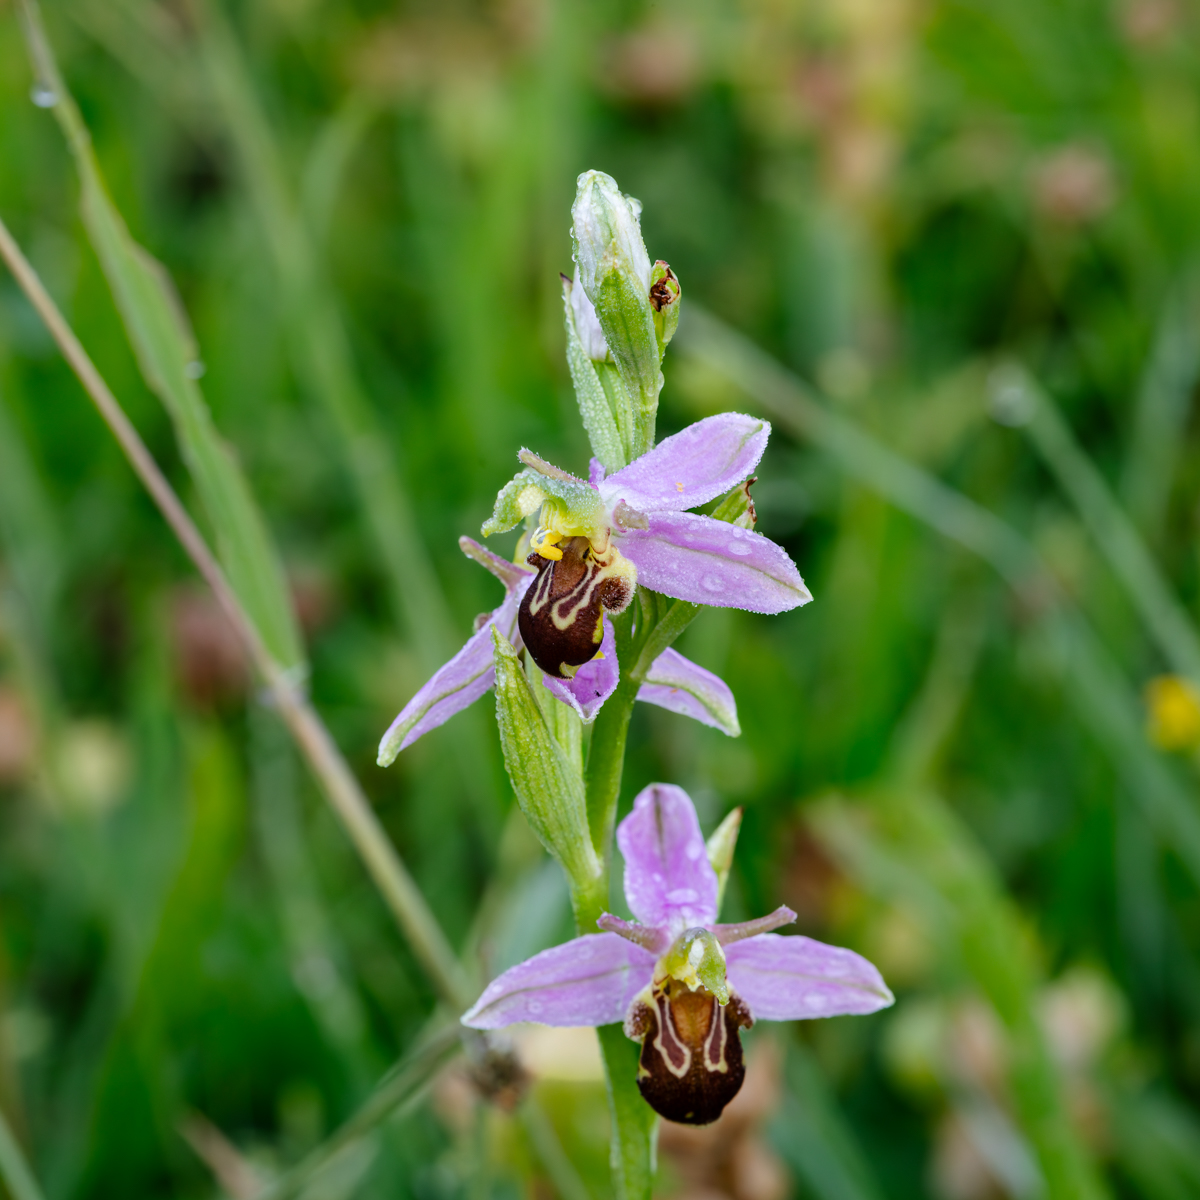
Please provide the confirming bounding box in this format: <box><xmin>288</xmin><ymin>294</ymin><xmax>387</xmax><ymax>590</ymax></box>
<box><xmin>2</xmin><ymin>0</ymin><xmax>1200</xmax><ymax>1197</ymax></box>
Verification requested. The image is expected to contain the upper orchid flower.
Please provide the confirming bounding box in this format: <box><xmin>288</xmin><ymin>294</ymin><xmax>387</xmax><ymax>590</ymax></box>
<box><xmin>376</xmin><ymin>539</ymin><xmax>742</xmax><ymax>765</ymax></box>
<box><xmin>377</xmin><ymin>412</ymin><xmax>809</xmax><ymax>767</ymax></box>
<box><xmin>463</xmin><ymin>784</ymin><xmax>893</xmax><ymax>1126</ymax></box>
<box><xmin>483</xmin><ymin>411</ymin><xmax>811</xmax><ymax>679</ymax></box>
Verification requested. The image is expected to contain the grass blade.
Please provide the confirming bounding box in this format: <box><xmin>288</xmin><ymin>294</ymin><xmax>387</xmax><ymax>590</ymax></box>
<box><xmin>996</xmin><ymin>365</ymin><xmax>1200</xmax><ymax>685</ymax></box>
<box><xmin>254</xmin><ymin>1021</ymin><xmax>461</xmax><ymax>1200</ymax></box>
<box><xmin>18</xmin><ymin>0</ymin><xmax>305</xmax><ymax>672</ymax></box>
<box><xmin>0</xmin><ymin>213</ymin><xmax>472</xmax><ymax>1012</ymax></box>
<box><xmin>673</xmin><ymin>311</ymin><xmax>1200</xmax><ymax>887</ymax></box>
<box><xmin>0</xmin><ymin>1110</ymin><xmax>46</xmax><ymax>1200</ymax></box>
<box><xmin>815</xmin><ymin>787</ymin><xmax>1109</xmax><ymax>1200</ymax></box>
<box><xmin>191</xmin><ymin>0</ymin><xmax>454</xmax><ymax>668</ymax></box>
<box><xmin>1120</xmin><ymin>273</ymin><xmax>1200</xmax><ymax>536</ymax></box>
<box><xmin>769</xmin><ymin>1041</ymin><xmax>885</xmax><ymax>1200</ymax></box>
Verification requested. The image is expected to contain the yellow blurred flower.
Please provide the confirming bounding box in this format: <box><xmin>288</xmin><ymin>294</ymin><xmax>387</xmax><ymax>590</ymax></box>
<box><xmin>1145</xmin><ymin>675</ymin><xmax>1200</xmax><ymax>752</ymax></box>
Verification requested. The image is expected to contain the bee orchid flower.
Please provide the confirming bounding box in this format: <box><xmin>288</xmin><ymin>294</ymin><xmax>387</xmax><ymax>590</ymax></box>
<box><xmin>378</xmin><ymin>412</ymin><xmax>809</xmax><ymax>767</ymax></box>
<box><xmin>462</xmin><ymin>784</ymin><xmax>893</xmax><ymax>1126</ymax></box>
<box><xmin>376</xmin><ymin>539</ymin><xmax>741</xmax><ymax>765</ymax></box>
<box><xmin>484</xmin><ymin>412</ymin><xmax>810</xmax><ymax>681</ymax></box>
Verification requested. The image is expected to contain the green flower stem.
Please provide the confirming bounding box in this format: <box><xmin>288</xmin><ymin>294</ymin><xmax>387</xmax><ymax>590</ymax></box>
<box><xmin>596</xmin><ymin>1024</ymin><xmax>658</xmax><ymax>1200</ymax></box>
<box><xmin>580</xmin><ymin>654</ymin><xmax>644</xmax><ymax>1200</ymax></box>
<box><xmin>580</xmin><ymin>681</ymin><xmax>656</xmax><ymax>1200</ymax></box>
<box><xmin>631</xmin><ymin>597</ymin><xmax>701</xmax><ymax>680</ymax></box>
<box><xmin>577</xmin><ymin>595</ymin><xmax>697</xmax><ymax>1200</ymax></box>
<box><xmin>584</xmin><ymin>678</ymin><xmax>640</xmax><ymax>865</ymax></box>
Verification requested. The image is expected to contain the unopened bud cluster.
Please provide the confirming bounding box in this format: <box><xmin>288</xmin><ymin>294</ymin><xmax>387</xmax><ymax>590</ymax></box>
<box><xmin>564</xmin><ymin>171</ymin><xmax>681</xmax><ymax>471</ymax></box>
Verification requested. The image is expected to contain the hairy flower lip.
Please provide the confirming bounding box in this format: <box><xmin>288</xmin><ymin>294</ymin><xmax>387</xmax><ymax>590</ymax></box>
<box><xmin>518</xmin><ymin>537</ymin><xmax>635</xmax><ymax>678</ymax></box>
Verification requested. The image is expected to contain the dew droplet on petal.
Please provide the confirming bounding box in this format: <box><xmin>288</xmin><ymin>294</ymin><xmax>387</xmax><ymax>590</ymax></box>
<box><xmin>702</xmin><ymin>574</ymin><xmax>725</xmax><ymax>593</ymax></box>
<box><xmin>666</xmin><ymin>887</ymin><xmax>698</xmax><ymax>904</ymax></box>
<box><xmin>685</xmin><ymin>838</ymin><xmax>703</xmax><ymax>860</ymax></box>
<box><xmin>529</xmin><ymin>999</ymin><xmax>544</xmax><ymax>1014</ymax></box>
<box><xmin>728</xmin><ymin>541</ymin><xmax>753</xmax><ymax>556</ymax></box>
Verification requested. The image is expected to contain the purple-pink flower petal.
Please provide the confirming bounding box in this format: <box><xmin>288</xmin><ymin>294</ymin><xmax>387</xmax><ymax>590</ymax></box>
<box><xmin>596</xmin><ymin>913</ymin><xmax>669</xmax><ymax>954</ymax></box>
<box><xmin>459</xmin><ymin>536</ymin><xmax>535</xmax><ymax>594</ymax></box>
<box><xmin>377</xmin><ymin>581</ymin><xmax>530</xmax><ymax>766</ymax></box>
<box><xmin>542</xmin><ymin>618</ymin><xmax>619</xmax><ymax>722</ymax></box>
<box><xmin>636</xmin><ymin>647</ymin><xmax>739</xmax><ymax>736</ymax></box>
<box><xmin>724</xmin><ymin>933</ymin><xmax>893</xmax><ymax>1021</ymax></box>
<box><xmin>617</xmin><ymin>784</ymin><xmax>719</xmax><ymax>931</ymax></box>
<box><xmin>616</xmin><ymin>511</ymin><xmax>811</xmax><ymax>613</ymax></box>
<box><xmin>598</xmin><ymin>413</ymin><xmax>768</xmax><ymax>514</ymax></box>
<box><xmin>460</xmin><ymin>933</ymin><xmax>655</xmax><ymax>1029</ymax></box>
<box><xmin>589</xmin><ymin>457</ymin><xmax>607</xmax><ymax>487</ymax></box>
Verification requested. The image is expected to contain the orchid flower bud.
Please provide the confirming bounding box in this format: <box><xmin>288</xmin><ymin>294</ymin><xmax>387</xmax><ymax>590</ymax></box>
<box><xmin>571</xmin><ymin>170</ymin><xmax>673</xmax><ymax>458</ymax></box>
<box><xmin>572</xmin><ymin>171</ymin><xmax>652</xmax><ymax>299</ymax></box>
<box><xmin>650</xmin><ymin>260</ymin><xmax>681</xmax><ymax>352</ymax></box>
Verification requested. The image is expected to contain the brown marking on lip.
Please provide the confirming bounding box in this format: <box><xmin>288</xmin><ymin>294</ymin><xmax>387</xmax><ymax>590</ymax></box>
<box><xmin>518</xmin><ymin>537</ymin><xmax>634</xmax><ymax>677</ymax></box>
<box><xmin>629</xmin><ymin>981</ymin><xmax>753</xmax><ymax>1126</ymax></box>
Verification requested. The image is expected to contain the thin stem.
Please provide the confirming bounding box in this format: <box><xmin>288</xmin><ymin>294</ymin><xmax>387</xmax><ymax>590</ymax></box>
<box><xmin>583</xmin><ymin>679</ymin><xmax>638</xmax><ymax>871</ymax></box>
<box><xmin>630</xmin><ymin>598</ymin><xmax>700</xmax><ymax>680</ymax></box>
<box><xmin>1016</xmin><ymin>369</ymin><xmax>1200</xmax><ymax>686</ymax></box>
<box><xmin>255</xmin><ymin>1021</ymin><xmax>462</xmax><ymax>1200</ymax></box>
<box><xmin>0</xmin><ymin>214</ymin><xmax>471</xmax><ymax>1013</ymax></box>
<box><xmin>521</xmin><ymin>1097</ymin><xmax>592</xmax><ymax>1200</ymax></box>
<box><xmin>0</xmin><ymin>1110</ymin><xmax>45</xmax><ymax>1200</ymax></box>
<box><xmin>595</xmin><ymin>1025</ymin><xmax>657</xmax><ymax>1200</ymax></box>
<box><xmin>577</xmin><ymin>598</ymin><xmax>679</xmax><ymax>1200</ymax></box>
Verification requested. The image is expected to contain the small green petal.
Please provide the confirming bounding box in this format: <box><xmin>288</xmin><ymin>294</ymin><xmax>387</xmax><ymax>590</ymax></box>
<box><xmin>706</xmin><ymin>808</ymin><xmax>743</xmax><ymax>916</ymax></box>
<box><xmin>482</xmin><ymin>470</ymin><xmax>547</xmax><ymax>537</ymax></box>
<box><xmin>661</xmin><ymin>927</ymin><xmax>729</xmax><ymax>1005</ymax></box>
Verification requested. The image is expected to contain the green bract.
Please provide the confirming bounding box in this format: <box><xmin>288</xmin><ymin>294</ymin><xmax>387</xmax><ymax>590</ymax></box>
<box><xmin>705</xmin><ymin>807</ymin><xmax>744</xmax><ymax>913</ymax></box>
<box><xmin>564</xmin><ymin>277</ymin><xmax>629</xmax><ymax>473</ymax></box>
<box><xmin>490</xmin><ymin>628</ymin><xmax>601</xmax><ymax>907</ymax></box>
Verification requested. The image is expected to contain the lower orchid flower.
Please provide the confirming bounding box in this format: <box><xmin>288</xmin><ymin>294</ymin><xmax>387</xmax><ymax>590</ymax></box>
<box><xmin>462</xmin><ymin>784</ymin><xmax>893</xmax><ymax>1126</ymax></box>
